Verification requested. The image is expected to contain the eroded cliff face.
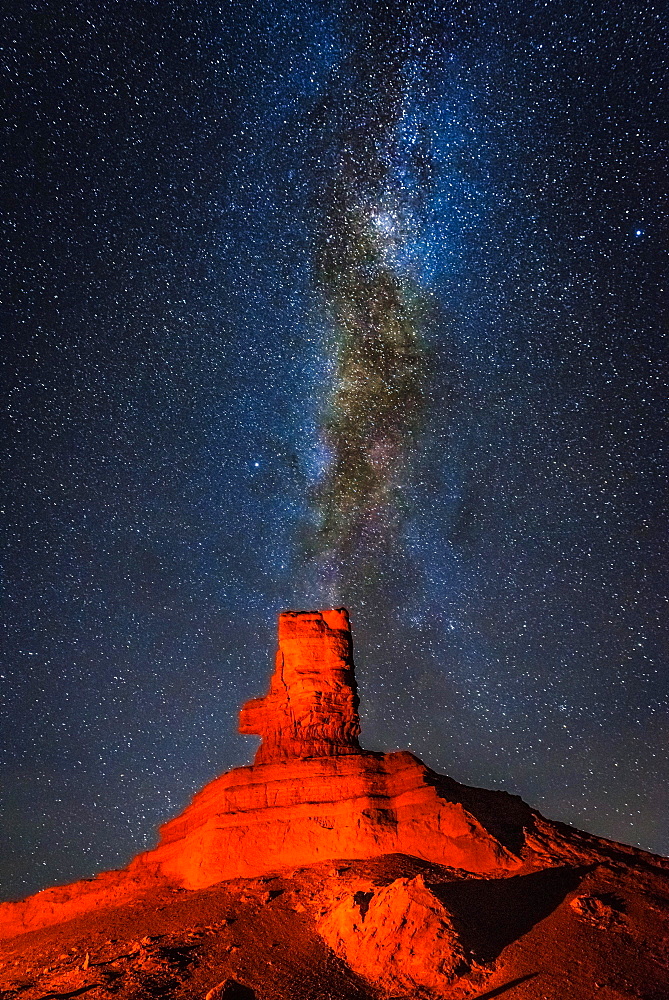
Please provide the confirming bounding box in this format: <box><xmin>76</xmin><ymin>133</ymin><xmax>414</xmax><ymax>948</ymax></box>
<box><xmin>238</xmin><ymin>609</ymin><xmax>361</xmax><ymax>763</ymax></box>
<box><xmin>317</xmin><ymin>873</ymin><xmax>472</xmax><ymax>994</ymax></box>
<box><xmin>132</xmin><ymin>750</ymin><xmax>521</xmax><ymax>890</ymax></box>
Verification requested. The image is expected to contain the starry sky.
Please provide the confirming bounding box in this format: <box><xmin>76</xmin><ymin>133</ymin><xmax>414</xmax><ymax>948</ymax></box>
<box><xmin>2</xmin><ymin>0</ymin><xmax>667</xmax><ymax>901</ymax></box>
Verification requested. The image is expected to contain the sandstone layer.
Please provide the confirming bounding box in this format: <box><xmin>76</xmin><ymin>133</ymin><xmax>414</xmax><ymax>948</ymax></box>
<box><xmin>135</xmin><ymin>749</ymin><xmax>523</xmax><ymax>888</ymax></box>
<box><xmin>0</xmin><ymin>750</ymin><xmax>527</xmax><ymax>940</ymax></box>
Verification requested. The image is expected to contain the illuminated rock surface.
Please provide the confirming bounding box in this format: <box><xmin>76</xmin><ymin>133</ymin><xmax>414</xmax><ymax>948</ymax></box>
<box><xmin>1</xmin><ymin>609</ymin><xmax>668</xmax><ymax>999</ymax></box>
<box><xmin>238</xmin><ymin>609</ymin><xmax>362</xmax><ymax>763</ymax></box>
<box><xmin>317</xmin><ymin>872</ymin><xmax>471</xmax><ymax>993</ymax></box>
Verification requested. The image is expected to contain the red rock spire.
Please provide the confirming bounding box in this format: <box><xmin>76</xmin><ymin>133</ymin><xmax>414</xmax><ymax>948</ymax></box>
<box><xmin>238</xmin><ymin>608</ymin><xmax>362</xmax><ymax>763</ymax></box>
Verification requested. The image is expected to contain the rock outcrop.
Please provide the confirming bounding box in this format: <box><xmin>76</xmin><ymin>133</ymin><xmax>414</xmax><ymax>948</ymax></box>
<box><xmin>126</xmin><ymin>609</ymin><xmax>521</xmax><ymax>889</ymax></box>
<box><xmin>317</xmin><ymin>873</ymin><xmax>471</xmax><ymax>994</ymax></box>
<box><xmin>129</xmin><ymin>749</ymin><xmax>521</xmax><ymax>890</ymax></box>
<box><xmin>238</xmin><ymin>609</ymin><xmax>361</xmax><ymax>763</ymax></box>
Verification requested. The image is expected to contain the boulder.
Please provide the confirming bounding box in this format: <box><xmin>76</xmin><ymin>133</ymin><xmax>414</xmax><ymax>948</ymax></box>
<box><xmin>318</xmin><ymin>874</ymin><xmax>470</xmax><ymax>995</ymax></box>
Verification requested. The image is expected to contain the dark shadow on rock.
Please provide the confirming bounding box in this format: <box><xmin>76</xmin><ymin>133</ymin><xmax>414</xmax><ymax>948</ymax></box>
<box><xmin>432</xmin><ymin>866</ymin><xmax>588</xmax><ymax>961</ymax></box>
<box><xmin>207</xmin><ymin>980</ymin><xmax>257</xmax><ymax>1000</ymax></box>
<box><xmin>226</xmin><ymin>985</ymin><xmax>256</xmax><ymax>1000</ymax></box>
<box><xmin>38</xmin><ymin>988</ymin><xmax>106</xmax><ymax>1000</ymax></box>
<box><xmin>423</xmin><ymin>764</ymin><xmax>535</xmax><ymax>856</ymax></box>
<box><xmin>471</xmin><ymin>972</ymin><xmax>539</xmax><ymax>997</ymax></box>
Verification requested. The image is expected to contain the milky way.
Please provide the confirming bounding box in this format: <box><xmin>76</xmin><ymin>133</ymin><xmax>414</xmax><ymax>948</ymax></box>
<box><xmin>2</xmin><ymin>0</ymin><xmax>668</xmax><ymax>900</ymax></box>
<box><xmin>306</xmin><ymin>6</ymin><xmax>431</xmax><ymax>594</ymax></box>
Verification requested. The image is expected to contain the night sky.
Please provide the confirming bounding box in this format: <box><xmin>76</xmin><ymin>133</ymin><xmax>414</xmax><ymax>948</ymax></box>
<box><xmin>2</xmin><ymin>0</ymin><xmax>667</xmax><ymax>902</ymax></box>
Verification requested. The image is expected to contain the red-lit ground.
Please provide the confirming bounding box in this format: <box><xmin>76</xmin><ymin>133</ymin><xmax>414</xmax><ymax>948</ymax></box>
<box><xmin>2</xmin><ymin>851</ymin><xmax>668</xmax><ymax>1000</ymax></box>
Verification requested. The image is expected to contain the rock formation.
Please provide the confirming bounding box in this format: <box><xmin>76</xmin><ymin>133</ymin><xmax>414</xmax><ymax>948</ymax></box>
<box><xmin>317</xmin><ymin>873</ymin><xmax>471</xmax><ymax>994</ymax></box>
<box><xmin>1</xmin><ymin>608</ymin><xmax>668</xmax><ymax>1000</ymax></box>
<box><xmin>127</xmin><ymin>609</ymin><xmax>522</xmax><ymax>889</ymax></box>
<box><xmin>238</xmin><ymin>609</ymin><xmax>361</xmax><ymax>763</ymax></box>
